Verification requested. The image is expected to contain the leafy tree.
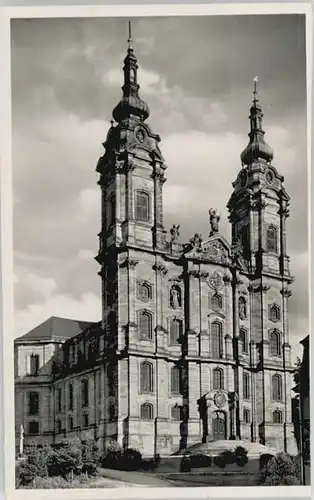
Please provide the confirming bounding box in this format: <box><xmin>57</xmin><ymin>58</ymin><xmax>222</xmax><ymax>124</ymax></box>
<box><xmin>259</xmin><ymin>452</ymin><xmax>300</xmax><ymax>485</ymax></box>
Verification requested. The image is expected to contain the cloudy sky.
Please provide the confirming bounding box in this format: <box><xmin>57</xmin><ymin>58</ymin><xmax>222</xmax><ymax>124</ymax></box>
<box><xmin>11</xmin><ymin>15</ymin><xmax>308</xmax><ymax>359</ymax></box>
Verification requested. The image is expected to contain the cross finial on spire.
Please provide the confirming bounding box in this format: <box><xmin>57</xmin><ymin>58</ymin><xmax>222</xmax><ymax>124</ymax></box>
<box><xmin>253</xmin><ymin>76</ymin><xmax>259</xmax><ymax>101</ymax></box>
<box><xmin>128</xmin><ymin>20</ymin><xmax>132</xmax><ymax>48</ymax></box>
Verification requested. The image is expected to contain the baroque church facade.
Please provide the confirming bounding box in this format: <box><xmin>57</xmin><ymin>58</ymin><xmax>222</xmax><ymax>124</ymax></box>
<box><xmin>15</xmin><ymin>34</ymin><xmax>297</xmax><ymax>457</ymax></box>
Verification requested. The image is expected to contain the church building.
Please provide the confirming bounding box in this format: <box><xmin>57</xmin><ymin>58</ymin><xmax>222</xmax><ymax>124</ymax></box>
<box><xmin>14</xmin><ymin>31</ymin><xmax>297</xmax><ymax>457</ymax></box>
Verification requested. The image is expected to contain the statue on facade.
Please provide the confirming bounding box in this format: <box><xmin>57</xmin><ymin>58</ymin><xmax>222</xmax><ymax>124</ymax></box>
<box><xmin>239</xmin><ymin>296</ymin><xmax>247</xmax><ymax>320</ymax></box>
<box><xmin>190</xmin><ymin>233</ymin><xmax>203</xmax><ymax>252</ymax></box>
<box><xmin>170</xmin><ymin>224</ymin><xmax>180</xmax><ymax>243</ymax></box>
<box><xmin>209</xmin><ymin>208</ymin><xmax>220</xmax><ymax>236</ymax></box>
<box><xmin>170</xmin><ymin>285</ymin><xmax>181</xmax><ymax>309</ymax></box>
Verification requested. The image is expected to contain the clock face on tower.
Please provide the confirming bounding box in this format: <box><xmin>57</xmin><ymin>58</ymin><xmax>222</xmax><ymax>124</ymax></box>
<box><xmin>135</xmin><ymin>126</ymin><xmax>146</xmax><ymax>144</ymax></box>
<box><xmin>266</xmin><ymin>169</ymin><xmax>274</xmax><ymax>185</ymax></box>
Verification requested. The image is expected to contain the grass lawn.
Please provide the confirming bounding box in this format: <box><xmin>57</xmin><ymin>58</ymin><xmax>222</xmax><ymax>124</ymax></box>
<box><xmin>157</xmin><ymin>472</ymin><xmax>259</xmax><ymax>487</ymax></box>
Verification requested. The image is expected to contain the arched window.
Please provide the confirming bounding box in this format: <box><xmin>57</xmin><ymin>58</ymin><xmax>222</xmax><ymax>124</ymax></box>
<box><xmin>211</xmin><ymin>322</ymin><xmax>223</xmax><ymax>359</ymax></box>
<box><xmin>170</xmin><ymin>365</ymin><xmax>180</xmax><ymax>395</ymax></box>
<box><xmin>57</xmin><ymin>388</ymin><xmax>62</xmax><ymax>412</ymax></box>
<box><xmin>243</xmin><ymin>409</ymin><xmax>250</xmax><ymax>424</ymax></box>
<box><xmin>129</xmin><ymin>68</ymin><xmax>136</xmax><ymax>84</ymax></box>
<box><xmin>270</xmin><ymin>330</ymin><xmax>281</xmax><ymax>356</ymax></box>
<box><xmin>28</xmin><ymin>421</ymin><xmax>39</xmax><ymax>435</ymax></box>
<box><xmin>107</xmin><ymin>194</ymin><xmax>116</xmax><ymax>227</ymax></box>
<box><xmin>267</xmin><ymin>225</ymin><xmax>278</xmax><ymax>253</ymax></box>
<box><xmin>140</xmin><ymin>361</ymin><xmax>153</xmax><ymax>393</ymax></box>
<box><xmin>81</xmin><ymin>379</ymin><xmax>89</xmax><ymax>407</ymax></box>
<box><xmin>238</xmin><ymin>296</ymin><xmax>247</xmax><ymax>320</ymax></box>
<box><xmin>243</xmin><ymin>372</ymin><xmax>250</xmax><ymax>400</ymax></box>
<box><xmin>56</xmin><ymin>419</ymin><xmax>62</xmax><ymax>433</ymax></box>
<box><xmin>138</xmin><ymin>311</ymin><xmax>153</xmax><ymax>340</ymax></box>
<box><xmin>169</xmin><ymin>318</ymin><xmax>183</xmax><ymax>345</ymax></box>
<box><xmin>68</xmin><ymin>416</ymin><xmax>74</xmax><ymax>431</ymax></box>
<box><xmin>213</xmin><ymin>368</ymin><xmax>224</xmax><ymax>390</ymax></box>
<box><xmin>140</xmin><ymin>402</ymin><xmax>153</xmax><ymax>420</ymax></box>
<box><xmin>135</xmin><ymin>191</ymin><xmax>150</xmax><ymax>222</ymax></box>
<box><xmin>137</xmin><ymin>281</ymin><xmax>152</xmax><ymax>301</ymax></box>
<box><xmin>28</xmin><ymin>392</ymin><xmax>39</xmax><ymax>415</ymax></box>
<box><xmin>30</xmin><ymin>354</ymin><xmax>39</xmax><ymax>375</ymax></box>
<box><xmin>82</xmin><ymin>413</ymin><xmax>89</xmax><ymax>428</ymax></box>
<box><xmin>109</xmin><ymin>404</ymin><xmax>116</xmax><ymax>421</ymax></box>
<box><xmin>68</xmin><ymin>384</ymin><xmax>73</xmax><ymax>410</ymax></box>
<box><xmin>273</xmin><ymin>410</ymin><xmax>283</xmax><ymax>424</ymax></box>
<box><xmin>170</xmin><ymin>285</ymin><xmax>182</xmax><ymax>309</ymax></box>
<box><xmin>272</xmin><ymin>374</ymin><xmax>283</xmax><ymax>402</ymax></box>
<box><xmin>171</xmin><ymin>405</ymin><xmax>181</xmax><ymax>420</ymax></box>
<box><xmin>211</xmin><ymin>293</ymin><xmax>223</xmax><ymax>310</ymax></box>
<box><xmin>269</xmin><ymin>304</ymin><xmax>280</xmax><ymax>322</ymax></box>
<box><xmin>239</xmin><ymin>328</ymin><xmax>248</xmax><ymax>354</ymax></box>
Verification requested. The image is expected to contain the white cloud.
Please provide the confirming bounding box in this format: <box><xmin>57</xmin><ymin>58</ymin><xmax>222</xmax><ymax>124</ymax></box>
<box><xmin>79</xmin><ymin>188</ymin><xmax>99</xmax><ymax>217</ymax></box>
<box><xmin>14</xmin><ymin>290</ymin><xmax>101</xmax><ymax>338</ymax></box>
<box><xmin>78</xmin><ymin>249</ymin><xmax>95</xmax><ymax>260</ymax></box>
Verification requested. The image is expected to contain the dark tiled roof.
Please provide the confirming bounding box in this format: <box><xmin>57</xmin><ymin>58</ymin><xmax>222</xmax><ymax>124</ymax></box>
<box><xmin>15</xmin><ymin>316</ymin><xmax>96</xmax><ymax>343</ymax></box>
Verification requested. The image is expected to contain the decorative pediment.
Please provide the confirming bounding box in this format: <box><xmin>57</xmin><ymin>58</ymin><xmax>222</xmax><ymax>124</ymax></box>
<box><xmin>184</xmin><ymin>235</ymin><xmax>231</xmax><ymax>265</ymax></box>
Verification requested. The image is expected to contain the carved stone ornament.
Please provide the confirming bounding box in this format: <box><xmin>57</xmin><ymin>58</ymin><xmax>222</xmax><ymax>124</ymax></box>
<box><xmin>208</xmin><ymin>271</ymin><xmax>223</xmax><ymax>291</ymax></box>
<box><xmin>190</xmin><ymin>233</ymin><xmax>203</xmax><ymax>252</ymax></box>
<box><xmin>214</xmin><ymin>391</ymin><xmax>226</xmax><ymax>409</ymax></box>
<box><xmin>135</xmin><ymin>126</ymin><xmax>146</xmax><ymax>143</ymax></box>
<box><xmin>209</xmin><ymin>208</ymin><xmax>220</xmax><ymax>236</ymax></box>
<box><xmin>202</xmin><ymin>240</ymin><xmax>229</xmax><ymax>264</ymax></box>
<box><xmin>170</xmin><ymin>224</ymin><xmax>180</xmax><ymax>243</ymax></box>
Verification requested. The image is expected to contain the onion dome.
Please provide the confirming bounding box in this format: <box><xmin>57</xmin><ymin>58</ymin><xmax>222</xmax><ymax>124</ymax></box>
<box><xmin>112</xmin><ymin>22</ymin><xmax>150</xmax><ymax>123</ymax></box>
<box><xmin>240</xmin><ymin>78</ymin><xmax>274</xmax><ymax>166</ymax></box>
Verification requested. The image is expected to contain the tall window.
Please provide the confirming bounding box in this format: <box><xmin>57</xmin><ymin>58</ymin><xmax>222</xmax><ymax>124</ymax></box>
<box><xmin>109</xmin><ymin>404</ymin><xmax>116</xmax><ymax>421</ymax></box>
<box><xmin>171</xmin><ymin>405</ymin><xmax>181</xmax><ymax>421</ymax></box>
<box><xmin>140</xmin><ymin>361</ymin><xmax>153</xmax><ymax>393</ymax></box>
<box><xmin>135</xmin><ymin>191</ymin><xmax>150</xmax><ymax>222</ymax></box>
<box><xmin>170</xmin><ymin>365</ymin><xmax>180</xmax><ymax>395</ymax></box>
<box><xmin>82</xmin><ymin>413</ymin><xmax>89</xmax><ymax>428</ymax></box>
<box><xmin>270</xmin><ymin>330</ymin><xmax>281</xmax><ymax>356</ymax></box>
<box><xmin>137</xmin><ymin>282</ymin><xmax>152</xmax><ymax>301</ymax></box>
<box><xmin>243</xmin><ymin>409</ymin><xmax>250</xmax><ymax>424</ymax></box>
<box><xmin>68</xmin><ymin>416</ymin><xmax>74</xmax><ymax>431</ymax></box>
<box><xmin>107</xmin><ymin>194</ymin><xmax>116</xmax><ymax>227</ymax></box>
<box><xmin>211</xmin><ymin>322</ymin><xmax>223</xmax><ymax>358</ymax></box>
<box><xmin>267</xmin><ymin>225</ymin><xmax>278</xmax><ymax>253</ymax></box>
<box><xmin>273</xmin><ymin>410</ymin><xmax>283</xmax><ymax>424</ymax></box>
<box><xmin>239</xmin><ymin>328</ymin><xmax>248</xmax><ymax>354</ymax></box>
<box><xmin>269</xmin><ymin>304</ymin><xmax>280</xmax><ymax>322</ymax></box>
<box><xmin>56</xmin><ymin>419</ymin><xmax>62</xmax><ymax>433</ymax></box>
<box><xmin>28</xmin><ymin>392</ymin><xmax>39</xmax><ymax>415</ymax></box>
<box><xmin>28</xmin><ymin>421</ymin><xmax>39</xmax><ymax>435</ymax></box>
<box><xmin>211</xmin><ymin>293</ymin><xmax>222</xmax><ymax>310</ymax></box>
<box><xmin>169</xmin><ymin>318</ymin><xmax>183</xmax><ymax>345</ymax></box>
<box><xmin>30</xmin><ymin>354</ymin><xmax>39</xmax><ymax>375</ymax></box>
<box><xmin>243</xmin><ymin>373</ymin><xmax>250</xmax><ymax>400</ymax></box>
<box><xmin>138</xmin><ymin>311</ymin><xmax>153</xmax><ymax>340</ymax></box>
<box><xmin>68</xmin><ymin>384</ymin><xmax>73</xmax><ymax>410</ymax></box>
<box><xmin>213</xmin><ymin>368</ymin><xmax>224</xmax><ymax>390</ymax></box>
<box><xmin>272</xmin><ymin>374</ymin><xmax>283</xmax><ymax>402</ymax></box>
<box><xmin>81</xmin><ymin>379</ymin><xmax>89</xmax><ymax>407</ymax></box>
<box><xmin>57</xmin><ymin>388</ymin><xmax>62</xmax><ymax>412</ymax></box>
<box><xmin>107</xmin><ymin>364</ymin><xmax>117</xmax><ymax>397</ymax></box>
<box><xmin>140</xmin><ymin>403</ymin><xmax>153</xmax><ymax>420</ymax></box>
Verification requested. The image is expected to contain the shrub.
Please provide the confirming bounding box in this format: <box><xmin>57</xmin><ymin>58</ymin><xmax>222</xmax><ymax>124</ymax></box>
<box><xmin>259</xmin><ymin>452</ymin><xmax>300</xmax><ymax>486</ymax></box>
<box><xmin>234</xmin><ymin>446</ymin><xmax>248</xmax><ymax>467</ymax></box>
<box><xmin>122</xmin><ymin>448</ymin><xmax>142</xmax><ymax>471</ymax></box>
<box><xmin>229</xmin><ymin>435</ymin><xmax>236</xmax><ymax>441</ymax></box>
<box><xmin>259</xmin><ymin>453</ymin><xmax>274</xmax><ymax>470</ymax></box>
<box><xmin>46</xmin><ymin>445</ymin><xmax>82</xmax><ymax>478</ymax></box>
<box><xmin>18</xmin><ymin>462</ymin><xmax>38</xmax><ymax>486</ymax></box>
<box><xmin>82</xmin><ymin>461</ymin><xmax>97</xmax><ymax>476</ymax></box>
<box><xmin>190</xmin><ymin>453</ymin><xmax>212</xmax><ymax>468</ymax></box>
<box><xmin>101</xmin><ymin>449</ymin><xmax>122</xmax><ymax>470</ymax></box>
<box><xmin>180</xmin><ymin>455</ymin><xmax>192</xmax><ymax>472</ymax></box>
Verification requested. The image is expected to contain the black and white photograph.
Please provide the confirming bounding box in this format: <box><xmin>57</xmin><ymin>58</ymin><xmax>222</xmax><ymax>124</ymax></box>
<box><xmin>4</xmin><ymin>4</ymin><xmax>311</xmax><ymax>493</ymax></box>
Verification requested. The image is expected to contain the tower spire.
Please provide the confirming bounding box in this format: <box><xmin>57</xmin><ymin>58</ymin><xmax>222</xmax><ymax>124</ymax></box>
<box><xmin>240</xmin><ymin>77</ymin><xmax>274</xmax><ymax>166</ymax></box>
<box><xmin>128</xmin><ymin>20</ymin><xmax>132</xmax><ymax>48</ymax></box>
<box><xmin>112</xmin><ymin>21</ymin><xmax>150</xmax><ymax>123</ymax></box>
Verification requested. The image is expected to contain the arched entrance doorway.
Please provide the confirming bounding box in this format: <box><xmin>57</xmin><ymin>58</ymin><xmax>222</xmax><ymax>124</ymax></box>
<box><xmin>212</xmin><ymin>411</ymin><xmax>227</xmax><ymax>441</ymax></box>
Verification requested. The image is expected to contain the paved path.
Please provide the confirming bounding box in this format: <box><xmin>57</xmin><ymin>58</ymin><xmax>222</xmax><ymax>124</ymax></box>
<box><xmin>95</xmin><ymin>468</ymin><xmax>174</xmax><ymax>488</ymax></box>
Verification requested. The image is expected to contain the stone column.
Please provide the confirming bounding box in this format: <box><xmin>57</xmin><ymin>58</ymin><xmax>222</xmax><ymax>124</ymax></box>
<box><xmin>281</xmin><ymin>286</ymin><xmax>292</xmax><ymax>452</ymax></box>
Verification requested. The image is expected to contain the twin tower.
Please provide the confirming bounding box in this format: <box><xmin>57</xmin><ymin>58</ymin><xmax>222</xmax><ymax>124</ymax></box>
<box><xmin>95</xmin><ymin>30</ymin><xmax>297</xmax><ymax>455</ymax></box>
